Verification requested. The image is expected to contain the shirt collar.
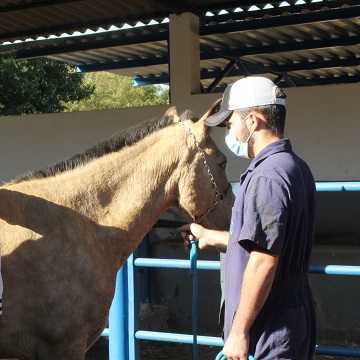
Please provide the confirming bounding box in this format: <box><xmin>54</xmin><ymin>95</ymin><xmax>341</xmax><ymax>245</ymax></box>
<box><xmin>240</xmin><ymin>138</ymin><xmax>292</xmax><ymax>183</ymax></box>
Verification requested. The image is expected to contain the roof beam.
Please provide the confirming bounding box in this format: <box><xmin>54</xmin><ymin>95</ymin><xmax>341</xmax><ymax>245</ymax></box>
<box><xmin>11</xmin><ymin>22</ymin><xmax>359</xmax><ymax>61</ymax></box>
<box><xmin>77</xmin><ymin>46</ymin><xmax>359</xmax><ymax>74</ymax></box>
<box><xmin>135</xmin><ymin>74</ymin><xmax>360</xmax><ymax>89</ymax></box>
<box><xmin>12</xmin><ymin>30</ymin><xmax>168</xmax><ymax>59</ymax></box>
<box><xmin>76</xmin><ymin>57</ymin><xmax>167</xmax><ymax>73</ymax></box>
<box><xmin>201</xmin><ymin>6</ymin><xmax>360</xmax><ymax>35</ymax></box>
<box><xmin>201</xmin><ymin>57</ymin><xmax>360</xmax><ymax>79</ymax></box>
<box><xmin>207</xmin><ymin>59</ymin><xmax>237</xmax><ymax>93</ymax></box>
<box><xmin>308</xmin><ymin>75</ymin><xmax>360</xmax><ymax>86</ymax></box>
<box><xmin>129</xmin><ymin>57</ymin><xmax>360</xmax><ymax>87</ymax></box>
<box><xmin>201</xmin><ymin>35</ymin><xmax>360</xmax><ymax>60</ymax></box>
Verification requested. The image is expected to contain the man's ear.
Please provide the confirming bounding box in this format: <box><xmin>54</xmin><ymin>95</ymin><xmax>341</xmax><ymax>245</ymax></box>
<box><xmin>249</xmin><ymin>112</ymin><xmax>261</xmax><ymax>131</ymax></box>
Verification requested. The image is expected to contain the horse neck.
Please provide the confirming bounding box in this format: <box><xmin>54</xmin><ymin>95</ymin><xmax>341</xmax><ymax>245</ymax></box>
<box><xmin>19</xmin><ymin>130</ymin><xmax>183</xmax><ymax>241</ymax></box>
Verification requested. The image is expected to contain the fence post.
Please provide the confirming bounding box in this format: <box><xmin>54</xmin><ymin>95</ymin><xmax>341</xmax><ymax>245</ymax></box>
<box><xmin>109</xmin><ymin>255</ymin><xmax>135</xmax><ymax>360</ymax></box>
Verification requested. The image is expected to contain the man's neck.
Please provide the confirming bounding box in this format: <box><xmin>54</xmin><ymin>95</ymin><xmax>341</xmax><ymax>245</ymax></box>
<box><xmin>253</xmin><ymin>133</ymin><xmax>283</xmax><ymax>157</ymax></box>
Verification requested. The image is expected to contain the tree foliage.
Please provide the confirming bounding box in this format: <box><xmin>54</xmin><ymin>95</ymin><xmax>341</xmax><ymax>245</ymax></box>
<box><xmin>0</xmin><ymin>54</ymin><xmax>95</xmax><ymax>116</ymax></box>
<box><xmin>65</xmin><ymin>72</ymin><xmax>169</xmax><ymax>112</ymax></box>
<box><xmin>0</xmin><ymin>54</ymin><xmax>169</xmax><ymax>115</ymax></box>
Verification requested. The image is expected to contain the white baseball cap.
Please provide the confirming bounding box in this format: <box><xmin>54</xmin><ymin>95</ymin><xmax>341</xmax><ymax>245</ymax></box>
<box><xmin>205</xmin><ymin>77</ymin><xmax>286</xmax><ymax>127</ymax></box>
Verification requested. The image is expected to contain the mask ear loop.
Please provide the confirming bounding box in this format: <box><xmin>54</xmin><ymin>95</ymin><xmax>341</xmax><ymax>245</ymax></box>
<box><xmin>231</xmin><ymin>114</ymin><xmax>249</xmax><ymax>135</ymax></box>
<box><xmin>245</xmin><ymin>128</ymin><xmax>255</xmax><ymax>144</ymax></box>
<box><xmin>244</xmin><ymin>112</ymin><xmax>257</xmax><ymax>144</ymax></box>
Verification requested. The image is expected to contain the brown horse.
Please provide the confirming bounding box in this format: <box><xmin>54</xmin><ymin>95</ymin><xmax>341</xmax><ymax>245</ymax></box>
<box><xmin>0</xmin><ymin>104</ymin><xmax>233</xmax><ymax>359</ymax></box>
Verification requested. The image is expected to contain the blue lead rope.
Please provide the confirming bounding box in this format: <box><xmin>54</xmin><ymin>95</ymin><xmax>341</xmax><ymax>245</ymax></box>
<box><xmin>215</xmin><ymin>351</ymin><xmax>256</xmax><ymax>360</ymax></box>
<box><xmin>189</xmin><ymin>240</ymin><xmax>255</xmax><ymax>360</ymax></box>
<box><xmin>189</xmin><ymin>239</ymin><xmax>198</xmax><ymax>360</ymax></box>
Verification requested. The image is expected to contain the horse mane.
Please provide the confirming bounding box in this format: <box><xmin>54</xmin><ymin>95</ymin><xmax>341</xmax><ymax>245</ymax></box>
<box><xmin>12</xmin><ymin>110</ymin><xmax>199</xmax><ymax>184</ymax></box>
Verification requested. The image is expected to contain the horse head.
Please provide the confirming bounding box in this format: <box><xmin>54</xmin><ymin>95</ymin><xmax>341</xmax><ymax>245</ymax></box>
<box><xmin>170</xmin><ymin>104</ymin><xmax>234</xmax><ymax>231</ymax></box>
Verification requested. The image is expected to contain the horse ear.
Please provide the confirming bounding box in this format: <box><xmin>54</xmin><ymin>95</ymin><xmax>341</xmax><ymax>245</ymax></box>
<box><xmin>165</xmin><ymin>106</ymin><xmax>180</xmax><ymax>122</ymax></box>
<box><xmin>199</xmin><ymin>98</ymin><xmax>222</xmax><ymax>122</ymax></box>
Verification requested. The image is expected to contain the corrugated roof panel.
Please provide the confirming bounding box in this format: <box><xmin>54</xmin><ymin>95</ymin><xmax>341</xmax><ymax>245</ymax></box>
<box><xmin>0</xmin><ymin>0</ymin><xmax>171</xmax><ymax>41</ymax></box>
<box><xmin>0</xmin><ymin>0</ymin><xmax>358</xmax><ymax>90</ymax></box>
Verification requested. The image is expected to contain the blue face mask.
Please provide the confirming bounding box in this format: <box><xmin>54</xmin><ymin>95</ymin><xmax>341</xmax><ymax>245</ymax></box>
<box><xmin>225</xmin><ymin>115</ymin><xmax>254</xmax><ymax>158</ymax></box>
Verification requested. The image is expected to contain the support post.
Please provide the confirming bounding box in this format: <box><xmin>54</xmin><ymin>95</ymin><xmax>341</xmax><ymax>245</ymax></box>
<box><xmin>169</xmin><ymin>12</ymin><xmax>201</xmax><ymax>107</ymax></box>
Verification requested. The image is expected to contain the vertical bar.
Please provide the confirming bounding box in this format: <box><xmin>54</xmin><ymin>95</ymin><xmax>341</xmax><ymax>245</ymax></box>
<box><xmin>127</xmin><ymin>254</ymin><xmax>136</xmax><ymax>360</ymax></box>
<box><xmin>109</xmin><ymin>266</ymin><xmax>128</xmax><ymax>360</ymax></box>
<box><xmin>139</xmin><ymin>237</ymin><xmax>150</xmax><ymax>304</ymax></box>
<box><xmin>189</xmin><ymin>241</ymin><xmax>198</xmax><ymax>360</ymax></box>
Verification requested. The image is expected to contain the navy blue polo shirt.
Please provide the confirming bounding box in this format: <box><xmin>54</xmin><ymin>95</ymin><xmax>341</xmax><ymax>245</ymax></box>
<box><xmin>224</xmin><ymin>138</ymin><xmax>316</xmax><ymax>359</ymax></box>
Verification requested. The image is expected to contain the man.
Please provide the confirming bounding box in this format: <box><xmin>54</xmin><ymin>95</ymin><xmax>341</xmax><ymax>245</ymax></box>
<box><xmin>178</xmin><ymin>77</ymin><xmax>316</xmax><ymax>359</ymax></box>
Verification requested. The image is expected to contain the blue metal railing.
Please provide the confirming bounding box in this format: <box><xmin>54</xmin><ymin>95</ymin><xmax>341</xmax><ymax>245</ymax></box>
<box><xmin>120</xmin><ymin>259</ymin><xmax>360</xmax><ymax>359</ymax></box>
<box><xmin>101</xmin><ymin>181</ymin><xmax>360</xmax><ymax>359</ymax></box>
<box><xmin>133</xmin><ymin>258</ymin><xmax>360</xmax><ymax>276</ymax></box>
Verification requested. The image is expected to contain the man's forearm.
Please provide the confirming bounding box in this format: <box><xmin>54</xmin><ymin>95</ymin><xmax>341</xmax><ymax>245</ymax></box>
<box><xmin>233</xmin><ymin>250</ymin><xmax>278</xmax><ymax>333</ymax></box>
<box><xmin>202</xmin><ymin>229</ymin><xmax>229</xmax><ymax>250</ymax></box>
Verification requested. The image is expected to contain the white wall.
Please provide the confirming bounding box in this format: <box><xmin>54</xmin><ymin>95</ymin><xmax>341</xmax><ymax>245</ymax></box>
<box><xmin>0</xmin><ymin>105</ymin><xmax>170</xmax><ymax>183</ymax></box>
<box><xmin>0</xmin><ymin>83</ymin><xmax>359</xmax><ymax>184</ymax></box>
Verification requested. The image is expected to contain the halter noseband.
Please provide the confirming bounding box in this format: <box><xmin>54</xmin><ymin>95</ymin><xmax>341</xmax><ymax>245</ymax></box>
<box><xmin>180</xmin><ymin>121</ymin><xmax>232</xmax><ymax>224</ymax></box>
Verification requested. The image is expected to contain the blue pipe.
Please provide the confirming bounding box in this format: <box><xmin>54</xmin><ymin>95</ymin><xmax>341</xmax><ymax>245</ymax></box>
<box><xmin>107</xmin><ymin>255</ymin><xmax>135</xmax><ymax>360</ymax></box>
<box><xmin>127</xmin><ymin>255</ymin><xmax>136</xmax><ymax>360</ymax></box>
<box><xmin>316</xmin><ymin>346</ymin><xmax>360</xmax><ymax>357</ymax></box>
<box><xmin>315</xmin><ymin>181</ymin><xmax>360</xmax><ymax>192</ymax></box>
<box><xmin>135</xmin><ymin>258</ymin><xmax>360</xmax><ymax>276</ymax></box>
<box><xmin>309</xmin><ymin>264</ymin><xmax>360</xmax><ymax>275</ymax></box>
<box><xmin>134</xmin><ymin>258</ymin><xmax>220</xmax><ymax>270</ymax></box>
<box><xmin>135</xmin><ymin>330</ymin><xmax>224</xmax><ymax>346</ymax></box>
<box><xmin>108</xmin><ymin>266</ymin><xmax>127</xmax><ymax>360</ymax></box>
<box><xmin>139</xmin><ymin>236</ymin><xmax>150</xmax><ymax>304</ymax></box>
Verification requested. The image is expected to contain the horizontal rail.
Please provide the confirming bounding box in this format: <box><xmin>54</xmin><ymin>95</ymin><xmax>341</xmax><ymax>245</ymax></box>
<box><xmin>135</xmin><ymin>330</ymin><xmax>223</xmax><ymax>346</ymax></box>
<box><xmin>135</xmin><ymin>258</ymin><xmax>360</xmax><ymax>275</ymax></box>
<box><xmin>315</xmin><ymin>181</ymin><xmax>360</xmax><ymax>192</ymax></box>
<box><xmin>316</xmin><ymin>345</ymin><xmax>360</xmax><ymax>357</ymax></box>
<box><xmin>134</xmin><ymin>258</ymin><xmax>220</xmax><ymax>270</ymax></box>
<box><xmin>310</xmin><ymin>265</ymin><xmax>360</xmax><ymax>275</ymax></box>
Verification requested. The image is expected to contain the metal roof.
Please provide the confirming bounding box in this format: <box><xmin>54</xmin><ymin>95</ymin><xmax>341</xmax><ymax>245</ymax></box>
<box><xmin>0</xmin><ymin>0</ymin><xmax>359</xmax><ymax>92</ymax></box>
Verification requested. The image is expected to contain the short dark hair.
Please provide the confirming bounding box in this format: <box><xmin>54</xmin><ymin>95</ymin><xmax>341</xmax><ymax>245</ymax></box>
<box><xmin>237</xmin><ymin>87</ymin><xmax>287</xmax><ymax>135</ymax></box>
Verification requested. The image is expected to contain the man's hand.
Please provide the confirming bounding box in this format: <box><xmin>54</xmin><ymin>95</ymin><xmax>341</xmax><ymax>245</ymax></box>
<box><xmin>177</xmin><ymin>223</ymin><xmax>208</xmax><ymax>252</ymax></box>
<box><xmin>222</xmin><ymin>329</ymin><xmax>250</xmax><ymax>360</ymax></box>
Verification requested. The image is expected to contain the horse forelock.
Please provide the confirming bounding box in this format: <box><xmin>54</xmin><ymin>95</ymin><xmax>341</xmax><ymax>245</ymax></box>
<box><xmin>11</xmin><ymin>112</ymin><xmax>179</xmax><ymax>184</ymax></box>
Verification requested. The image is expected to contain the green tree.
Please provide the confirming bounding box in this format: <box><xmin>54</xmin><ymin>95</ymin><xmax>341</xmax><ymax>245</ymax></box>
<box><xmin>65</xmin><ymin>72</ymin><xmax>169</xmax><ymax>112</ymax></box>
<box><xmin>0</xmin><ymin>54</ymin><xmax>95</xmax><ymax>116</ymax></box>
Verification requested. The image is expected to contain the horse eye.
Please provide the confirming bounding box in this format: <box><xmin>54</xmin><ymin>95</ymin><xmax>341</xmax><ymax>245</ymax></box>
<box><xmin>211</xmin><ymin>101</ymin><xmax>221</xmax><ymax>115</ymax></box>
<box><xmin>220</xmin><ymin>159</ymin><xmax>227</xmax><ymax>169</ymax></box>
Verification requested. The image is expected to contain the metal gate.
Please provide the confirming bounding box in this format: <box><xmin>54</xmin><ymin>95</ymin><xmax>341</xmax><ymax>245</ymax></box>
<box><xmin>101</xmin><ymin>181</ymin><xmax>360</xmax><ymax>359</ymax></box>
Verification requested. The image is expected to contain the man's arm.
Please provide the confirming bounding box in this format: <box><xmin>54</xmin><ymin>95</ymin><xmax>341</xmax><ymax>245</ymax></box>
<box><xmin>223</xmin><ymin>247</ymin><xmax>279</xmax><ymax>359</ymax></box>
